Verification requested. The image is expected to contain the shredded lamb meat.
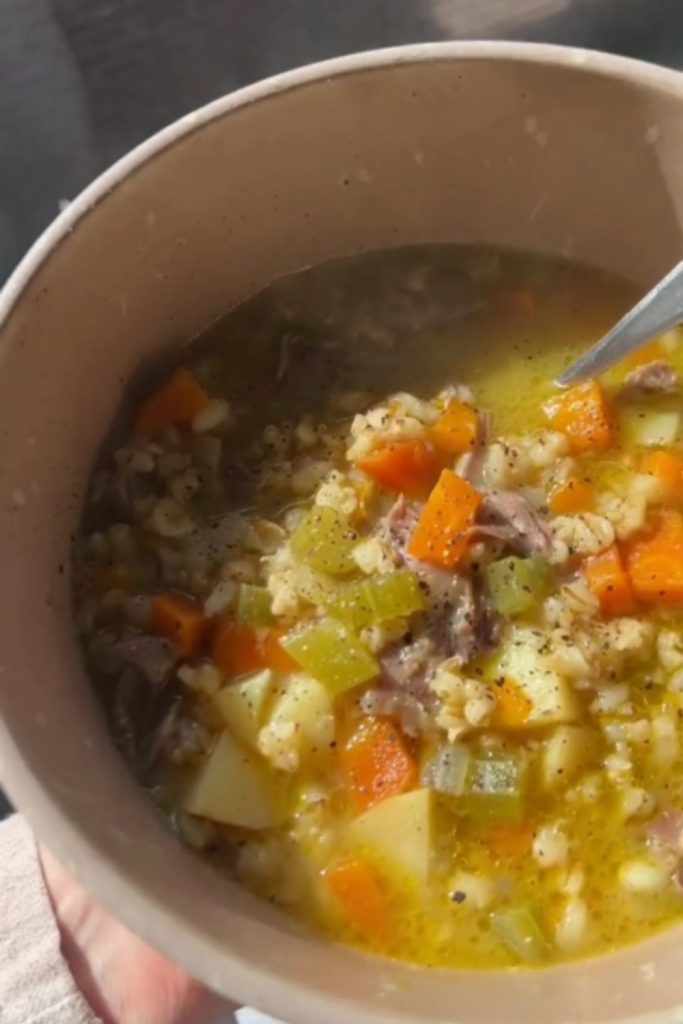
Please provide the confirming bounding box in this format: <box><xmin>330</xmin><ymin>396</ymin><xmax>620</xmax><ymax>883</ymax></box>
<box><xmin>378</xmin><ymin>499</ymin><xmax>502</xmax><ymax>689</ymax></box>
<box><xmin>359</xmin><ymin>688</ymin><xmax>432</xmax><ymax>736</ymax></box>
<box><xmin>624</xmin><ymin>360</ymin><xmax>679</xmax><ymax>395</ymax></box>
<box><xmin>478</xmin><ymin>489</ymin><xmax>553</xmax><ymax>557</ymax></box>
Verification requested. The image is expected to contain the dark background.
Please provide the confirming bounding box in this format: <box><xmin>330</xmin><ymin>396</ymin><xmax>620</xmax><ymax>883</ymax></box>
<box><xmin>1</xmin><ymin>0</ymin><xmax>683</xmax><ymax>817</ymax></box>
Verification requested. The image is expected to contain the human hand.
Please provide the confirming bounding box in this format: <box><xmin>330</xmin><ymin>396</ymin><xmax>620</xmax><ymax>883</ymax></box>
<box><xmin>40</xmin><ymin>846</ymin><xmax>230</xmax><ymax>1024</ymax></box>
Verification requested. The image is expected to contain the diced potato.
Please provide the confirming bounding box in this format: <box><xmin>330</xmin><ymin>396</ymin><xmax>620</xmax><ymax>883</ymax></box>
<box><xmin>497</xmin><ymin>628</ymin><xmax>580</xmax><ymax>726</ymax></box>
<box><xmin>350</xmin><ymin>787</ymin><xmax>433</xmax><ymax>882</ymax></box>
<box><xmin>266</xmin><ymin>673</ymin><xmax>335</xmax><ymax>760</ymax></box>
<box><xmin>184</xmin><ymin>730</ymin><xmax>282</xmax><ymax>828</ymax></box>
<box><xmin>620</xmin><ymin>406</ymin><xmax>680</xmax><ymax>448</ymax></box>
<box><xmin>211</xmin><ymin>669</ymin><xmax>275</xmax><ymax>748</ymax></box>
<box><xmin>541</xmin><ymin>725</ymin><xmax>598</xmax><ymax>791</ymax></box>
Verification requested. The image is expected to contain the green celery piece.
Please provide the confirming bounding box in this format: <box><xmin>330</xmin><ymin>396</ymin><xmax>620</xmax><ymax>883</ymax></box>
<box><xmin>281</xmin><ymin>617</ymin><xmax>379</xmax><ymax>694</ymax></box>
<box><xmin>235</xmin><ymin>584</ymin><xmax>273</xmax><ymax>627</ymax></box>
<box><xmin>483</xmin><ymin>556</ymin><xmax>554</xmax><ymax>618</ymax></box>
<box><xmin>460</xmin><ymin>756</ymin><xmax>528</xmax><ymax>823</ymax></box>
<box><xmin>366</xmin><ymin>569</ymin><xmax>426</xmax><ymax>621</ymax></box>
<box><xmin>490</xmin><ymin>907</ymin><xmax>548</xmax><ymax>963</ymax></box>
<box><xmin>422</xmin><ymin>742</ymin><xmax>470</xmax><ymax>797</ymax></box>
<box><xmin>327</xmin><ymin>570</ymin><xmax>425</xmax><ymax>629</ymax></box>
<box><xmin>289</xmin><ymin>506</ymin><xmax>358</xmax><ymax>577</ymax></box>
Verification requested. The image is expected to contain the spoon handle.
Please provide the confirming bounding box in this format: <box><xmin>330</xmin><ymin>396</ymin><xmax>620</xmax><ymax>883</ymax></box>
<box><xmin>557</xmin><ymin>258</ymin><xmax>683</xmax><ymax>386</ymax></box>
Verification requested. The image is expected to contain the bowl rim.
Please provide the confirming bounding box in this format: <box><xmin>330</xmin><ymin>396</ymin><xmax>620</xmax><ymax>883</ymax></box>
<box><xmin>2</xmin><ymin>40</ymin><xmax>683</xmax><ymax>1024</ymax></box>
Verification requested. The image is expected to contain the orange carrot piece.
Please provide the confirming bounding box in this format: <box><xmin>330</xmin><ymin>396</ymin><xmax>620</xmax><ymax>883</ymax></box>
<box><xmin>430</xmin><ymin>399</ymin><xmax>480</xmax><ymax>456</ymax></box>
<box><xmin>548</xmin><ymin>475</ymin><xmax>594</xmax><ymax>515</ymax></box>
<box><xmin>325</xmin><ymin>859</ymin><xmax>392</xmax><ymax>939</ymax></box>
<box><xmin>625</xmin><ymin>339</ymin><xmax>667</xmax><ymax>369</ymax></box>
<box><xmin>627</xmin><ymin>511</ymin><xmax>683</xmax><ymax>603</ymax></box>
<box><xmin>357</xmin><ymin>439</ymin><xmax>443</xmax><ymax>499</ymax></box>
<box><xmin>135</xmin><ymin>368</ymin><xmax>211</xmax><ymax>435</ymax></box>
<box><xmin>211</xmin><ymin>620</ymin><xmax>296</xmax><ymax>677</ymax></box>
<box><xmin>151</xmin><ymin>592</ymin><xmax>207</xmax><ymax>657</ymax></box>
<box><xmin>487</xmin><ymin>823</ymin><xmax>534</xmax><ymax>858</ymax></box>
<box><xmin>407</xmin><ymin>469</ymin><xmax>482</xmax><ymax>569</ymax></box>
<box><xmin>490</xmin><ymin>679</ymin><xmax>532</xmax><ymax>730</ymax></box>
<box><xmin>583</xmin><ymin>544</ymin><xmax>635</xmax><ymax>617</ymax></box>
<box><xmin>340</xmin><ymin>716</ymin><xmax>417</xmax><ymax>811</ymax></box>
<box><xmin>543</xmin><ymin>380</ymin><xmax>612</xmax><ymax>453</ymax></box>
<box><xmin>641</xmin><ymin>450</ymin><xmax>683</xmax><ymax>502</ymax></box>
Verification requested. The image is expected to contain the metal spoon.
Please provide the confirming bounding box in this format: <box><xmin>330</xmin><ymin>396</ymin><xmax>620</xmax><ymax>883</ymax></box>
<box><xmin>557</xmin><ymin>258</ymin><xmax>683</xmax><ymax>387</ymax></box>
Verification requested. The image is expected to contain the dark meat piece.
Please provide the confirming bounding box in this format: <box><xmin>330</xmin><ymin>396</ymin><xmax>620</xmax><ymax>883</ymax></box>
<box><xmin>624</xmin><ymin>361</ymin><xmax>679</xmax><ymax>395</ymax></box>
<box><xmin>647</xmin><ymin>810</ymin><xmax>683</xmax><ymax>852</ymax></box>
<box><xmin>381</xmin><ymin>496</ymin><xmax>458</xmax><ymax>608</ymax></box>
<box><xmin>478</xmin><ymin>490</ymin><xmax>553</xmax><ymax>557</ymax></box>
<box><xmin>378</xmin><ymin>498</ymin><xmax>502</xmax><ymax>686</ymax></box>
<box><xmin>110</xmin><ymin>667</ymin><xmax>183</xmax><ymax>776</ymax></box>
<box><xmin>359</xmin><ymin>688</ymin><xmax>432</xmax><ymax>736</ymax></box>
<box><xmin>380</xmin><ymin>636</ymin><xmax>438</xmax><ymax>700</ymax></box>
<box><xmin>105</xmin><ymin>634</ymin><xmax>178</xmax><ymax>687</ymax></box>
<box><xmin>646</xmin><ymin>810</ymin><xmax>683</xmax><ymax>894</ymax></box>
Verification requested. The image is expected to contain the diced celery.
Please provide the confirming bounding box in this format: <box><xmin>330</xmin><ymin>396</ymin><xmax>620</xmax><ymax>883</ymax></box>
<box><xmin>326</xmin><ymin>569</ymin><xmax>425</xmax><ymax>629</ymax></box>
<box><xmin>484</xmin><ymin>556</ymin><xmax>554</xmax><ymax>618</ymax></box>
<box><xmin>289</xmin><ymin>506</ymin><xmax>358</xmax><ymax>576</ymax></box>
<box><xmin>212</xmin><ymin>669</ymin><xmax>274</xmax><ymax>748</ymax></box>
<box><xmin>281</xmin><ymin>617</ymin><xmax>379</xmax><ymax>694</ymax></box>
<box><xmin>422</xmin><ymin>743</ymin><xmax>470</xmax><ymax>797</ymax></box>
<box><xmin>460</xmin><ymin>755</ymin><xmax>528</xmax><ymax>823</ymax></box>
<box><xmin>620</xmin><ymin>405</ymin><xmax>681</xmax><ymax>447</ymax></box>
<box><xmin>365</xmin><ymin>570</ymin><xmax>426</xmax><ymax>621</ymax></box>
<box><xmin>490</xmin><ymin>906</ymin><xmax>548</xmax><ymax>962</ymax></box>
<box><xmin>350</xmin><ymin>787</ymin><xmax>434</xmax><ymax>882</ymax></box>
<box><xmin>235</xmin><ymin>583</ymin><xmax>273</xmax><ymax>626</ymax></box>
<box><xmin>184</xmin><ymin>730</ymin><xmax>282</xmax><ymax>828</ymax></box>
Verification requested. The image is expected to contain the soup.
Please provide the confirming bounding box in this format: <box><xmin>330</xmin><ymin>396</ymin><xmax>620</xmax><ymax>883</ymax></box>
<box><xmin>74</xmin><ymin>245</ymin><xmax>683</xmax><ymax>969</ymax></box>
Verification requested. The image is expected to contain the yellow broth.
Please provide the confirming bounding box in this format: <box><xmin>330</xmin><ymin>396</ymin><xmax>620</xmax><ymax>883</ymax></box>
<box><xmin>75</xmin><ymin>245</ymin><xmax>683</xmax><ymax>970</ymax></box>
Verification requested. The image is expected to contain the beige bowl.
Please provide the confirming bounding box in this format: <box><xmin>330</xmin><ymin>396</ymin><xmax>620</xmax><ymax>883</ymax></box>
<box><xmin>1</xmin><ymin>41</ymin><xmax>683</xmax><ymax>1024</ymax></box>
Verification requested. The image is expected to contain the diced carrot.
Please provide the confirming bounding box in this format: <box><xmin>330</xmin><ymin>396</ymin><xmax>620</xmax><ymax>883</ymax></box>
<box><xmin>583</xmin><ymin>544</ymin><xmax>635</xmax><ymax>617</ymax></box>
<box><xmin>641</xmin><ymin>450</ymin><xmax>683</xmax><ymax>502</ymax></box>
<box><xmin>407</xmin><ymin>469</ymin><xmax>482</xmax><ymax>569</ymax></box>
<box><xmin>211</xmin><ymin>620</ymin><xmax>297</xmax><ymax>677</ymax></box>
<box><xmin>430</xmin><ymin>399</ymin><xmax>480</xmax><ymax>457</ymax></box>
<box><xmin>624</xmin><ymin>339</ymin><xmax>667</xmax><ymax>369</ymax></box>
<box><xmin>548</xmin><ymin>475</ymin><xmax>594</xmax><ymax>515</ymax></box>
<box><xmin>135</xmin><ymin>368</ymin><xmax>211</xmax><ymax>435</ymax></box>
<box><xmin>627</xmin><ymin>510</ymin><xmax>683</xmax><ymax>603</ymax></box>
<box><xmin>487</xmin><ymin>823</ymin><xmax>534</xmax><ymax>858</ymax></box>
<box><xmin>151</xmin><ymin>592</ymin><xmax>207</xmax><ymax>657</ymax></box>
<box><xmin>357</xmin><ymin>439</ymin><xmax>443</xmax><ymax>499</ymax></box>
<box><xmin>340</xmin><ymin>716</ymin><xmax>417</xmax><ymax>811</ymax></box>
<box><xmin>543</xmin><ymin>380</ymin><xmax>612</xmax><ymax>453</ymax></box>
<box><xmin>324</xmin><ymin>858</ymin><xmax>392</xmax><ymax>939</ymax></box>
<box><xmin>490</xmin><ymin>679</ymin><xmax>532</xmax><ymax>730</ymax></box>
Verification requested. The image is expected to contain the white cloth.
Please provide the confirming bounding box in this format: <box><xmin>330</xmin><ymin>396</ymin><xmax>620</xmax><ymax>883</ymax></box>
<box><xmin>0</xmin><ymin>814</ymin><xmax>98</xmax><ymax>1024</ymax></box>
<box><xmin>0</xmin><ymin>813</ymin><xmax>277</xmax><ymax>1024</ymax></box>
